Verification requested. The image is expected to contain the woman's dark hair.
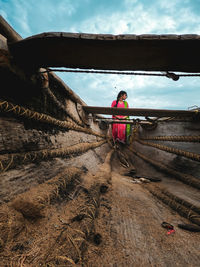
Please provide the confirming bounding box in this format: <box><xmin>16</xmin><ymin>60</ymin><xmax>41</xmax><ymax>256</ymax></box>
<box><xmin>115</xmin><ymin>90</ymin><xmax>127</xmax><ymax>107</ymax></box>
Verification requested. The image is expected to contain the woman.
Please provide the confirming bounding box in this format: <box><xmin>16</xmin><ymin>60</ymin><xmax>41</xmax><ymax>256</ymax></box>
<box><xmin>111</xmin><ymin>90</ymin><xmax>131</xmax><ymax>144</ymax></box>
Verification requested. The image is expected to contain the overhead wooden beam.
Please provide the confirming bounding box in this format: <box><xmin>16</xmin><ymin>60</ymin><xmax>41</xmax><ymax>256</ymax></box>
<box><xmin>83</xmin><ymin>106</ymin><xmax>199</xmax><ymax>118</ymax></box>
<box><xmin>8</xmin><ymin>32</ymin><xmax>200</xmax><ymax>72</ymax></box>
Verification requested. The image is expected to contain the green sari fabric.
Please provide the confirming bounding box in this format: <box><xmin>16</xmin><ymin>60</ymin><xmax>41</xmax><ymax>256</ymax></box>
<box><xmin>124</xmin><ymin>101</ymin><xmax>131</xmax><ymax>143</ymax></box>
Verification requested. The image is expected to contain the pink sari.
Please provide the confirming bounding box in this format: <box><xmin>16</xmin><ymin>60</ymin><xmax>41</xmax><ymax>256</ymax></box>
<box><xmin>111</xmin><ymin>100</ymin><xmax>128</xmax><ymax>143</ymax></box>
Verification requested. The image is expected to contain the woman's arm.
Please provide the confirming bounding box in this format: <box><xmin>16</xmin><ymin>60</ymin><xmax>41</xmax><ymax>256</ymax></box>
<box><xmin>111</xmin><ymin>100</ymin><xmax>116</xmax><ymax>107</ymax></box>
<box><xmin>111</xmin><ymin>100</ymin><xmax>117</xmax><ymax>118</ymax></box>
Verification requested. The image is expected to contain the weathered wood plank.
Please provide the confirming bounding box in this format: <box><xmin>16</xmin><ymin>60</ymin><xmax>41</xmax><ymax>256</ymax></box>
<box><xmin>0</xmin><ymin>15</ymin><xmax>22</xmax><ymax>42</ymax></box>
<box><xmin>82</xmin><ymin>106</ymin><xmax>198</xmax><ymax>117</ymax></box>
<box><xmin>8</xmin><ymin>32</ymin><xmax>200</xmax><ymax>72</ymax></box>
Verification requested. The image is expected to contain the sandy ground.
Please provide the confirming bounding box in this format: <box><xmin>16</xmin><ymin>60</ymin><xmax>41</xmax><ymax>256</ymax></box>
<box><xmin>0</xmin><ymin>148</ymin><xmax>200</xmax><ymax>266</ymax></box>
<box><xmin>111</xmin><ymin>172</ymin><xmax>200</xmax><ymax>266</ymax></box>
<box><xmin>84</xmin><ymin>150</ymin><xmax>200</xmax><ymax>267</ymax></box>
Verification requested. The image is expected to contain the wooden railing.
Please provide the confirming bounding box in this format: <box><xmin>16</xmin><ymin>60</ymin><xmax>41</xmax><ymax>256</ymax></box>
<box><xmin>82</xmin><ymin>106</ymin><xmax>199</xmax><ymax>118</ymax></box>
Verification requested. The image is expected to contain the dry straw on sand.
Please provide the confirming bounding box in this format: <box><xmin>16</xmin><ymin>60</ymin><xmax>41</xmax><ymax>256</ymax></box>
<box><xmin>10</xmin><ymin>167</ymin><xmax>83</xmax><ymax>219</ymax></box>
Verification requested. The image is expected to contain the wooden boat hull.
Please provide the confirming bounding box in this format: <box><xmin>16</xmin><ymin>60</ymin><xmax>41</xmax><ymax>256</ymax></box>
<box><xmin>0</xmin><ymin>16</ymin><xmax>200</xmax><ymax>267</ymax></box>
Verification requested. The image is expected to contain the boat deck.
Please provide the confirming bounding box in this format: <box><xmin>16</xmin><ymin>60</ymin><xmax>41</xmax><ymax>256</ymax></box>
<box><xmin>0</xmin><ymin>145</ymin><xmax>200</xmax><ymax>266</ymax></box>
<box><xmin>83</xmin><ymin>151</ymin><xmax>200</xmax><ymax>266</ymax></box>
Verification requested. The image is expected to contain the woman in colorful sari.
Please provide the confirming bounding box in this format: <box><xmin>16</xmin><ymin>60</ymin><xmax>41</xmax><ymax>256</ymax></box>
<box><xmin>111</xmin><ymin>90</ymin><xmax>131</xmax><ymax>144</ymax></box>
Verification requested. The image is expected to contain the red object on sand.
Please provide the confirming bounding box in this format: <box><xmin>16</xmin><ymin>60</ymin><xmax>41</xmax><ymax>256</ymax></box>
<box><xmin>167</xmin><ymin>229</ymin><xmax>175</xmax><ymax>235</ymax></box>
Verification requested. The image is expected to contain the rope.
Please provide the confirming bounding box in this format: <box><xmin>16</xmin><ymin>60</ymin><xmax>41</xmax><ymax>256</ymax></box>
<box><xmin>129</xmin><ymin>121</ymin><xmax>140</xmax><ymax>145</ymax></box>
<box><xmin>160</xmin><ymin>188</ymin><xmax>200</xmax><ymax>215</ymax></box>
<box><xmin>0</xmin><ymin>140</ymin><xmax>106</xmax><ymax>173</ymax></box>
<box><xmin>0</xmin><ymin>99</ymin><xmax>105</xmax><ymax>138</ymax></box>
<box><xmin>146</xmin><ymin>185</ymin><xmax>200</xmax><ymax>226</ymax></box>
<box><xmin>44</xmin><ymin>87</ymin><xmax>84</xmax><ymax>127</ymax></box>
<box><xmin>141</xmin><ymin>135</ymin><xmax>200</xmax><ymax>142</ymax></box>
<box><xmin>40</xmin><ymin>68</ymin><xmax>200</xmax><ymax>78</ymax></box>
<box><xmin>11</xmin><ymin>167</ymin><xmax>82</xmax><ymax>218</ymax></box>
<box><xmin>129</xmin><ymin>147</ymin><xmax>200</xmax><ymax>189</ymax></box>
<box><xmin>136</xmin><ymin>139</ymin><xmax>200</xmax><ymax>162</ymax></box>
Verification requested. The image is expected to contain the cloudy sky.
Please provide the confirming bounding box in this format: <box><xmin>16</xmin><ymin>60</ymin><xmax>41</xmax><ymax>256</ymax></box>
<box><xmin>1</xmin><ymin>0</ymin><xmax>200</xmax><ymax>111</ymax></box>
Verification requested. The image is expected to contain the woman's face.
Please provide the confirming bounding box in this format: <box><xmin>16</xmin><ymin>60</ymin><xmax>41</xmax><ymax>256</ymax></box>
<box><xmin>122</xmin><ymin>94</ymin><xmax>127</xmax><ymax>100</ymax></box>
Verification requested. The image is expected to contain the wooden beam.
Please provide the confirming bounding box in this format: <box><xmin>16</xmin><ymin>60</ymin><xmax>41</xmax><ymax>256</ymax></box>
<box><xmin>83</xmin><ymin>106</ymin><xmax>199</xmax><ymax>118</ymax></box>
<box><xmin>0</xmin><ymin>16</ymin><xmax>89</xmax><ymax>108</ymax></box>
<box><xmin>94</xmin><ymin>119</ymin><xmax>154</xmax><ymax>125</ymax></box>
<box><xmin>8</xmin><ymin>32</ymin><xmax>200</xmax><ymax>72</ymax></box>
<box><xmin>94</xmin><ymin>118</ymin><xmax>135</xmax><ymax>124</ymax></box>
<box><xmin>0</xmin><ymin>15</ymin><xmax>22</xmax><ymax>42</ymax></box>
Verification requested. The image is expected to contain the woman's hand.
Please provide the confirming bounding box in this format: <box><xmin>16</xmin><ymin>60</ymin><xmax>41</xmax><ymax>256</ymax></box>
<box><xmin>115</xmin><ymin>116</ymin><xmax>128</xmax><ymax>120</ymax></box>
<box><xmin>115</xmin><ymin>116</ymin><xmax>121</xmax><ymax>119</ymax></box>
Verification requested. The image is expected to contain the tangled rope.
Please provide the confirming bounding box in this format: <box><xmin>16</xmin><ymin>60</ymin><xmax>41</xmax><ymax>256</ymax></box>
<box><xmin>0</xmin><ymin>100</ymin><xmax>105</xmax><ymax>137</ymax></box>
<box><xmin>136</xmin><ymin>139</ymin><xmax>200</xmax><ymax>162</ymax></box>
<box><xmin>0</xmin><ymin>140</ymin><xmax>106</xmax><ymax>172</ymax></box>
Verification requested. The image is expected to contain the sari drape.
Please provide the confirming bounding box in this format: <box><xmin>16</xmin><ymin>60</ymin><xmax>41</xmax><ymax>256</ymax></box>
<box><xmin>111</xmin><ymin>100</ymin><xmax>130</xmax><ymax>143</ymax></box>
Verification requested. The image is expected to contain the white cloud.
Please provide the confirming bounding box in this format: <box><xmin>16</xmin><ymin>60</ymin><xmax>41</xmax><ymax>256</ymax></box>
<box><xmin>67</xmin><ymin>0</ymin><xmax>200</xmax><ymax>35</ymax></box>
<box><xmin>60</xmin><ymin>69</ymin><xmax>200</xmax><ymax>111</ymax></box>
<box><xmin>1</xmin><ymin>0</ymin><xmax>200</xmax><ymax>110</ymax></box>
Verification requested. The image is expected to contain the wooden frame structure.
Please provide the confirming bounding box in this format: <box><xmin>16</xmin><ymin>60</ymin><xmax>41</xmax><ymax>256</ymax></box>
<box><xmin>83</xmin><ymin>106</ymin><xmax>199</xmax><ymax>118</ymax></box>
